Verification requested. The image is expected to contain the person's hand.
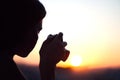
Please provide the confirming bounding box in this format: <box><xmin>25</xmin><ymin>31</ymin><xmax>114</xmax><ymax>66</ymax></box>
<box><xmin>39</xmin><ymin>32</ymin><xmax>70</xmax><ymax>66</ymax></box>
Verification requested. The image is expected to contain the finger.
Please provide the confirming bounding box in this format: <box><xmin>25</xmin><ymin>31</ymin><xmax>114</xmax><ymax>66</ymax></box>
<box><xmin>62</xmin><ymin>42</ymin><xmax>67</xmax><ymax>47</ymax></box>
<box><xmin>47</xmin><ymin>34</ymin><xmax>53</xmax><ymax>39</ymax></box>
<box><xmin>58</xmin><ymin>32</ymin><xmax>63</xmax><ymax>42</ymax></box>
<box><xmin>42</xmin><ymin>34</ymin><xmax>55</xmax><ymax>45</ymax></box>
<box><xmin>43</xmin><ymin>34</ymin><xmax>53</xmax><ymax>45</ymax></box>
<box><xmin>53</xmin><ymin>32</ymin><xmax>63</xmax><ymax>43</ymax></box>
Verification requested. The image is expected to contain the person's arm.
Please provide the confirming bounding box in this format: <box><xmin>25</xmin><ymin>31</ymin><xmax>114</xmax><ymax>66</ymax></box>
<box><xmin>40</xmin><ymin>59</ymin><xmax>55</xmax><ymax>80</ymax></box>
<box><xmin>39</xmin><ymin>32</ymin><xmax>69</xmax><ymax>80</ymax></box>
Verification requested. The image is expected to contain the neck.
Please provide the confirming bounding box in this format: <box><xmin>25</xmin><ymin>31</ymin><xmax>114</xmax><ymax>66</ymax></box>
<box><xmin>0</xmin><ymin>50</ymin><xmax>26</xmax><ymax>80</ymax></box>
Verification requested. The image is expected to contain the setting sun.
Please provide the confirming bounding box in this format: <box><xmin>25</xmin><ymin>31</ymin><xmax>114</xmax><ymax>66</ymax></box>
<box><xmin>70</xmin><ymin>56</ymin><xmax>82</xmax><ymax>67</ymax></box>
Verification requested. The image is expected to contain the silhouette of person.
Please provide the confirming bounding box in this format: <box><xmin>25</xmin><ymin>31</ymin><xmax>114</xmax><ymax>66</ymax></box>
<box><xmin>0</xmin><ymin>0</ymin><xmax>69</xmax><ymax>80</ymax></box>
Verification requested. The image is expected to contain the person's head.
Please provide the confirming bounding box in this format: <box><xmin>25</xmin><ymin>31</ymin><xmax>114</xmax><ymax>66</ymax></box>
<box><xmin>0</xmin><ymin>0</ymin><xmax>46</xmax><ymax>57</ymax></box>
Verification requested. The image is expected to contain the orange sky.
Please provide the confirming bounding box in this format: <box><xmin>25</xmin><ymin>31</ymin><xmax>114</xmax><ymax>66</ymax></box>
<box><xmin>14</xmin><ymin>0</ymin><xmax>120</xmax><ymax>69</ymax></box>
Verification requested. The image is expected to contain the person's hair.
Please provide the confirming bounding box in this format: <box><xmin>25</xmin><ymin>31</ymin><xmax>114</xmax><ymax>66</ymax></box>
<box><xmin>0</xmin><ymin>0</ymin><xmax>46</xmax><ymax>51</ymax></box>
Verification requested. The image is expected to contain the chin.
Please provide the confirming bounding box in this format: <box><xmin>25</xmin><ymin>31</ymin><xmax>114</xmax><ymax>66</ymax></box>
<box><xmin>16</xmin><ymin>37</ymin><xmax>38</xmax><ymax>57</ymax></box>
<box><xmin>15</xmin><ymin>31</ymin><xmax>38</xmax><ymax>57</ymax></box>
<box><xmin>17</xmin><ymin>49</ymin><xmax>32</xmax><ymax>57</ymax></box>
<box><xmin>14</xmin><ymin>47</ymin><xmax>32</xmax><ymax>57</ymax></box>
<box><xmin>18</xmin><ymin>42</ymin><xmax>37</xmax><ymax>57</ymax></box>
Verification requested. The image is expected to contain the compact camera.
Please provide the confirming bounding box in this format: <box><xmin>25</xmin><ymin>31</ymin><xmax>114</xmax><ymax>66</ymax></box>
<box><xmin>48</xmin><ymin>32</ymin><xmax>69</xmax><ymax>62</ymax></box>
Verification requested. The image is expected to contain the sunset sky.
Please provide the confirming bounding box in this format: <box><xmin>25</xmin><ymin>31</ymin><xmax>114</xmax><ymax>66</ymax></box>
<box><xmin>14</xmin><ymin>0</ymin><xmax>120</xmax><ymax>69</ymax></box>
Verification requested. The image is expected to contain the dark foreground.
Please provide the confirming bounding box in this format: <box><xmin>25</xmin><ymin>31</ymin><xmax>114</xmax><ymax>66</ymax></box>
<box><xmin>17</xmin><ymin>64</ymin><xmax>120</xmax><ymax>80</ymax></box>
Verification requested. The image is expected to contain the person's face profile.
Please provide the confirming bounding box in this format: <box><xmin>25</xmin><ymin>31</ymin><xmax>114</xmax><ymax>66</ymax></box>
<box><xmin>18</xmin><ymin>19</ymin><xmax>43</xmax><ymax>56</ymax></box>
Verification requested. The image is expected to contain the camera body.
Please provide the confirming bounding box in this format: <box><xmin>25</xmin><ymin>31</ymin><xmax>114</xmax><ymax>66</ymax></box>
<box><xmin>48</xmin><ymin>33</ymin><xmax>69</xmax><ymax>62</ymax></box>
<box><xmin>61</xmin><ymin>50</ymin><xmax>69</xmax><ymax>62</ymax></box>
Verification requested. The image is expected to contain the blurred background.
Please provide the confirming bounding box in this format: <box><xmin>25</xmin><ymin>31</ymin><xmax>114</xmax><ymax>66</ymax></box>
<box><xmin>14</xmin><ymin>0</ymin><xmax>120</xmax><ymax>80</ymax></box>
